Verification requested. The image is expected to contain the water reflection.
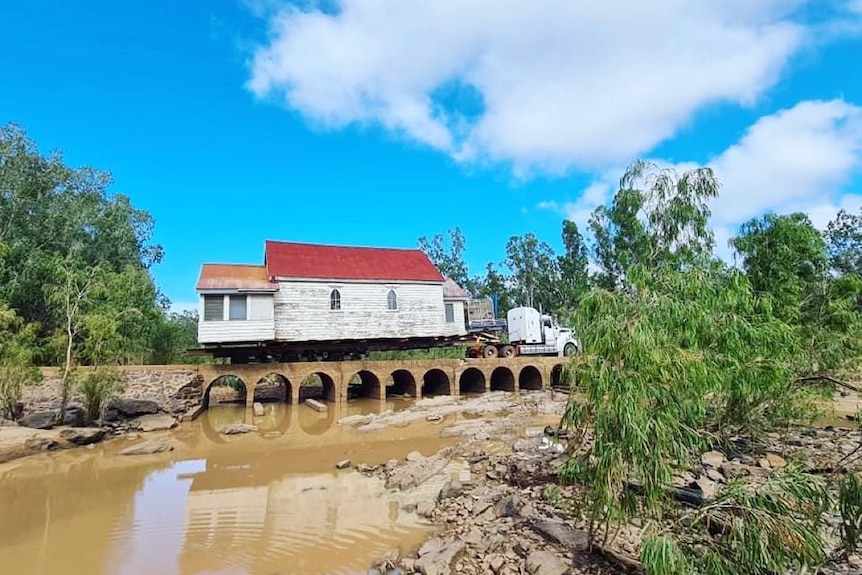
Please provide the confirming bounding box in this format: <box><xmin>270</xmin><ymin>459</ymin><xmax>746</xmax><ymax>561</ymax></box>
<box><xmin>0</xmin><ymin>398</ymin><xmax>454</xmax><ymax>575</ymax></box>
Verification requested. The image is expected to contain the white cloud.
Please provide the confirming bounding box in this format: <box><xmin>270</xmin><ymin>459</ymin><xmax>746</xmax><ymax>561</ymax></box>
<box><xmin>536</xmin><ymin>200</ymin><xmax>559</xmax><ymax>211</ymax></box>
<box><xmin>247</xmin><ymin>0</ymin><xmax>806</xmax><ymax>173</ymax></box>
<box><xmin>550</xmin><ymin>99</ymin><xmax>862</xmax><ymax>258</ymax></box>
<box><xmin>710</xmin><ymin>99</ymin><xmax>862</xmax><ymax>226</ymax></box>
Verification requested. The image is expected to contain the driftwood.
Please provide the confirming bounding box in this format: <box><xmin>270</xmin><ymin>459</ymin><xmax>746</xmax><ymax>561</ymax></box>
<box><xmin>625</xmin><ymin>480</ymin><xmax>706</xmax><ymax>507</ymax></box>
<box><xmin>797</xmin><ymin>375</ymin><xmax>862</xmax><ymax>393</ymax></box>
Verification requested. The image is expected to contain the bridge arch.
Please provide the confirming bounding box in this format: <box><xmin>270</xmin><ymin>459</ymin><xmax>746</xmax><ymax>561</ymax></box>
<box><xmin>519</xmin><ymin>365</ymin><xmax>543</xmax><ymax>391</ymax></box>
<box><xmin>254</xmin><ymin>373</ymin><xmax>292</xmax><ymax>403</ymax></box>
<box><xmin>422</xmin><ymin>369</ymin><xmax>451</xmax><ymax>397</ymax></box>
<box><xmin>550</xmin><ymin>364</ymin><xmax>567</xmax><ymax>388</ymax></box>
<box><xmin>204</xmin><ymin>375</ymin><xmax>248</xmax><ymax>409</ymax></box>
<box><xmin>347</xmin><ymin>370</ymin><xmax>382</xmax><ymax>400</ymax></box>
<box><xmin>459</xmin><ymin>368</ymin><xmax>486</xmax><ymax>395</ymax></box>
<box><xmin>299</xmin><ymin>372</ymin><xmax>337</xmax><ymax>403</ymax></box>
<box><xmin>490</xmin><ymin>367</ymin><xmax>515</xmax><ymax>392</ymax></box>
<box><xmin>387</xmin><ymin>370</ymin><xmax>417</xmax><ymax>398</ymax></box>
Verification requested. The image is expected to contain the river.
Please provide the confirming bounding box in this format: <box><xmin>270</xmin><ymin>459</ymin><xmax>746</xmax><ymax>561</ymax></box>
<box><xmin>0</xmin><ymin>399</ymin><xmax>470</xmax><ymax>575</ymax></box>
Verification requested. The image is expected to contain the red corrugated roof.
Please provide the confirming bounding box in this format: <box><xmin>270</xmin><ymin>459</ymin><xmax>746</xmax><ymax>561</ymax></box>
<box><xmin>197</xmin><ymin>264</ymin><xmax>277</xmax><ymax>291</ymax></box>
<box><xmin>265</xmin><ymin>240</ymin><xmax>444</xmax><ymax>282</ymax></box>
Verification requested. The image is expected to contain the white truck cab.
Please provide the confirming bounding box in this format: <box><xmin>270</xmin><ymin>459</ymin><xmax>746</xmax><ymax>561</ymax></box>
<box><xmin>507</xmin><ymin>307</ymin><xmax>579</xmax><ymax>357</ymax></box>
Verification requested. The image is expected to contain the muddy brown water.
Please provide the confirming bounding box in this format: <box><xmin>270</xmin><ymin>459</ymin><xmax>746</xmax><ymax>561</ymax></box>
<box><xmin>0</xmin><ymin>399</ymin><xmax>472</xmax><ymax>575</ymax></box>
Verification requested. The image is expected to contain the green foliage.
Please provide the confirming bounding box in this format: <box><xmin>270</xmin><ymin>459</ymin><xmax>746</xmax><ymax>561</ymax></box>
<box><xmin>79</xmin><ymin>367</ymin><xmax>124</xmax><ymax>422</ymax></box>
<box><xmin>368</xmin><ymin>347</ymin><xmax>466</xmax><ymax>361</ymax></box>
<box><xmin>589</xmin><ymin>160</ymin><xmax>718</xmax><ymax>289</ymax></box>
<box><xmin>558</xmin><ymin>220</ymin><xmax>591</xmax><ymax>310</ymax></box>
<box><xmin>0</xmin><ymin>305</ymin><xmax>40</xmax><ymax>419</ymax></box>
<box><xmin>418</xmin><ymin>227</ymin><xmax>473</xmax><ymax>293</ymax></box>
<box><xmin>560</xmin><ymin>263</ymin><xmax>823</xmax><ymax>544</ymax></box>
<box><xmin>730</xmin><ymin>212</ymin><xmax>828</xmax><ymax>325</ymax></box>
<box><xmin>839</xmin><ymin>472</ymin><xmax>862</xmax><ymax>554</ymax></box>
<box><xmin>826</xmin><ymin>207</ymin><xmax>862</xmax><ymax>278</ymax></box>
<box><xmin>505</xmin><ymin>232</ymin><xmax>561</xmax><ymax>312</ymax></box>
<box><xmin>0</xmin><ymin>122</ymin><xmax>182</xmax><ymax>366</ymax></box>
<box><xmin>642</xmin><ymin>466</ymin><xmax>830</xmax><ymax>575</ymax></box>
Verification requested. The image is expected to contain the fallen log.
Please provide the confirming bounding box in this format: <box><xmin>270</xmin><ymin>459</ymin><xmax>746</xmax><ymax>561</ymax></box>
<box><xmin>796</xmin><ymin>375</ymin><xmax>862</xmax><ymax>393</ymax></box>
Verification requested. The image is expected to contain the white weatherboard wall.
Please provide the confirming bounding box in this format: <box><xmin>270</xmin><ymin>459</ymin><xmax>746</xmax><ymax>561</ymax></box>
<box><xmin>274</xmin><ymin>281</ymin><xmax>464</xmax><ymax>341</ymax></box>
<box><xmin>198</xmin><ymin>293</ymin><xmax>275</xmax><ymax>344</ymax></box>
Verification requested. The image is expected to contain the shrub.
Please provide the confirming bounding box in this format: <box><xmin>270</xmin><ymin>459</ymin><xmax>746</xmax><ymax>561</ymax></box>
<box><xmin>79</xmin><ymin>368</ymin><xmax>124</xmax><ymax>422</ymax></box>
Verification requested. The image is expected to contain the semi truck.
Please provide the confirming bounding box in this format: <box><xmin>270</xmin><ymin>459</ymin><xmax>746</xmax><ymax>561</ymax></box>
<box><xmin>464</xmin><ymin>304</ymin><xmax>580</xmax><ymax>359</ymax></box>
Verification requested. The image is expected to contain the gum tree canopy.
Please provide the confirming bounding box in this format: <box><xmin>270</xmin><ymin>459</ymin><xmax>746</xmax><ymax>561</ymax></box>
<box><xmin>0</xmin><ymin>122</ymin><xmax>172</xmax><ymax>365</ymax></box>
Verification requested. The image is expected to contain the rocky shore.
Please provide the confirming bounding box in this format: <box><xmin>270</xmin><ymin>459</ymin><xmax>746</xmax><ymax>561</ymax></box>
<box><xmin>346</xmin><ymin>392</ymin><xmax>862</xmax><ymax>575</ymax></box>
<box><xmin>0</xmin><ymin>396</ymin><xmax>197</xmax><ymax>463</ymax></box>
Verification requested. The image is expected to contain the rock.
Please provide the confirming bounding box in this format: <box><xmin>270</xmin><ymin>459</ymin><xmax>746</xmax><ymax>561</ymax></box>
<box><xmin>439</xmin><ymin>479</ymin><xmax>463</xmax><ymax>500</ymax></box>
<box><xmin>106</xmin><ymin>398</ymin><xmax>159</xmax><ymax>419</ymax></box>
<box><xmin>386</xmin><ymin>454</ymin><xmax>451</xmax><ymax>490</ymax></box>
<box><xmin>765</xmin><ymin>453</ymin><xmax>787</xmax><ymax>468</ymax></box>
<box><xmin>531</xmin><ymin>520</ymin><xmax>589</xmax><ymax>551</ymax></box>
<box><xmin>489</xmin><ymin>555</ymin><xmax>506</xmax><ymax>574</ymax></box>
<box><xmin>705</xmin><ymin>467</ymin><xmax>725</xmax><ymax>483</ymax></box>
<box><xmin>62</xmin><ymin>405</ymin><xmax>86</xmax><ymax>427</ymax></box>
<box><xmin>526</xmin><ymin>551</ymin><xmax>567</xmax><ymax>575</ymax></box>
<box><xmin>132</xmin><ymin>414</ymin><xmax>177</xmax><ymax>432</ymax></box>
<box><xmin>59</xmin><ymin>427</ymin><xmax>106</xmax><ymax>446</ymax></box>
<box><xmin>426</xmin><ymin>413</ymin><xmax>444</xmax><ymax>423</ymax></box>
<box><xmin>496</xmin><ymin>494</ymin><xmax>520</xmax><ymax>518</ymax></box>
<box><xmin>416</xmin><ymin>500</ymin><xmax>436</xmax><ymax>517</ymax></box>
<box><xmin>305</xmin><ymin>398</ymin><xmax>328</xmax><ymax>413</ymax></box>
<box><xmin>341</xmin><ymin>414</ymin><xmax>374</xmax><ymax>426</ymax></box>
<box><xmin>701</xmin><ymin>450</ymin><xmax>726</xmax><ymax>468</ymax></box>
<box><xmin>415</xmin><ymin>538</ymin><xmax>465</xmax><ymax>575</ymax></box>
<box><xmin>24</xmin><ymin>436</ymin><xmax>59</xmax><ymax>451</ymax></box>
<box><xmin>18</xmin><ymin>411</ymin><xmax>58</xmax><ymax>430</ymax></box>
<box><xmin>721</xmin><ymin>461</ymin><xmax>750</xmax><ymax>479</ymax></box>
<box><xmin>119</xmin><ymin>440</ymin><xmax>173</xmax><ymax>456</ymax></box>
<box><xmin>336</xmin><ymin>459</ymin><xmax>352</xmax><ymax>469</ymax></box>
<box><xmin>357</xmin><ymin>463</ymin><xmax>374</xmax><ymax>473</ymax></box>
<box><xmin>253</xmin><ymin>402</ymin><xmax>265</xmax><ymax>417</ymax></box>
<box><xmin>218</xmin><ymin>423</ymin><xmax>257</xmax><ymax>435</ymax></box>
<box><xmin>694</xmin><ymin>477</ymin><xmax>719</xmax><ymax>499</ymax></box>
<box><xmin>407</xmin><ymin>450</ymin><xmax>424</xmax><ymax>462</ymax></box>
<box><xmin>758</xmin><ymin>458</ymin><xmax>772</xmax><ymax>469</ymax></box>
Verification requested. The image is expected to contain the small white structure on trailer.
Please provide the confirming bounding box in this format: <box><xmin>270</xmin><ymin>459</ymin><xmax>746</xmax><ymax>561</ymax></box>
<box><xmin>196</xmin><ymin>240</ymin><xmax>468</xmax><ymax>350</ymax></box>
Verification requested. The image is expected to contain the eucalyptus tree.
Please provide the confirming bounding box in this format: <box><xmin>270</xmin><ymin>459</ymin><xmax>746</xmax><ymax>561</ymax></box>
<box><xmin>589</xmin><ymin>160</ymin><xmax>719</xmax><ymax>290</ymax></box>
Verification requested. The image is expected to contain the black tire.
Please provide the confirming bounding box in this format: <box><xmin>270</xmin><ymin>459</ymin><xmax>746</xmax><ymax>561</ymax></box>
<box><xmin>563</xmin><ymin>343</ymin><xmax>578</xmax><ymax>357</ymax></box>
<box><xmin>483</xmin><ymin>345</ymin><xmax>499</xmax><ymax>358</ymax></box>
<box><xmin>500</xmin><ymin>345</ymin><xmax>516</xmax><ymax>358</ymax></box>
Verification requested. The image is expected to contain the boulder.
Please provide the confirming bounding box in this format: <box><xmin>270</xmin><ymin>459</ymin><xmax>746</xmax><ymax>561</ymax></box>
<box><xmin>62</xmin><ymin>404</ymin><xmax>86</xmax><ymax>427</ymax></box>
<box><xmin>438</xmin><ymin>480</ymin><xmax>463</xmax><ymax>501</ymax></box>
<box><xmin>218</xmin><ymin>423</ymin><xmax>258</xmax><ymax>435</ymax></box>
<box><xmin>120</xmin><ymin>440</ymin><xmax>174</xmax><ymax>456</ymax></box>
<box><xmin>531</xmin><ymin>520</ymin><xmax>589</xmax><ymax>551</ymax></box>
<box><xmin>701</xmin><ymin>450</ymin><xmax>726</xmax><ymax>468</ymax></box>
<box><xmin>132</xmin><ymin>414</ymin><xmax>178</xmax><ymax>432</ymax></box>
<box><xmin>765</xmin><ymin>453</ymin><xmax>787</xmax><ymax>468</ymax></box>
<box><xmin>105</xmin><ymin>398</ymin><xmax>159</xmax><ymax>421</ymax></box>
<box><xmin>336</xmin><ymin>459</ymin><xmax>352</xmax><ymax>470</ymax></box>
<box><xmin>24</xmin><ymin>436</ymin><xmax>59</xmax><ymax>451</ymax></box>
<box><xmin>415</xmin><ymin>538</ymin><xmax>464</xmax><ymax>575</ymax></box>
<box><xmin>496</xmin><ymin>494</ymin><xmax>521</xmax><ymax>518</ymax></box>
<box><xmin>526</xmin><ymin>551</ymin><xmax>567</xmax><ymax>575</ymax></box>
<box><xmin>18</xmin><ymin>411</ymin><xmax>58</xmax><ymax>430</ymax></box>
<box><xmin>305</xmin><ymin>399</ymin><xmax>328</xmax><ymax>413</ymax></box>
<box><xmin>406</xmin><ymin>451</ymin><xmax>424</xmax><ymax>462</ymax></box>
<box><xmin>59</xmin><ymin>427</ymin><xmax>106</xmax><ymax>446</ymax></box>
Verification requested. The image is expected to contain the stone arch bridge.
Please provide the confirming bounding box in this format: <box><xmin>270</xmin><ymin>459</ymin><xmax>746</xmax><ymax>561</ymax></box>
<box><xmin>32</xmin><ymin>358</ymin><xmax>570</xmax><ymax>412</ymax></box>
<box><xmin>198</xmin><ymin>357</ymin><xmax>568</xmax><ymax>410</ymax></box>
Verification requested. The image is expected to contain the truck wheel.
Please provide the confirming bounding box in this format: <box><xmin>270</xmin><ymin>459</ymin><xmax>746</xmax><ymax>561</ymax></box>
<box><xmin>563</xmin><ymin>343</ymin><xmax>578</xmax><ymax>357</ymax></box>
<box><xmin>483</xmin><ymin>345</ymin><xmax>499</xmax><ymax>358</ymax></box>
<box><xmin>500</xmin><ymin>345</ymin><xmax>516</xmax><ymax>358</ymax></box>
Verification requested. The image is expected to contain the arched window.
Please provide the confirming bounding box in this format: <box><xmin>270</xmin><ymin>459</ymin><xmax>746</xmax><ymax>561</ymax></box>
<box><xmin>330</xmin><ymin>289</ymin><xmax>341</xmax><ymax>310</ymax></box>
<box><xmin>387</xmin><ymin>289</ymin><xmax>397</xmax><ymax>310</ymax></box>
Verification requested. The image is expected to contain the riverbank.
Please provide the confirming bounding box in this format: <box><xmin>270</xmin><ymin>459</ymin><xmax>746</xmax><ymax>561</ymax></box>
<box><xmin>355</xmin><ymin>392</ymin><xmax>862</xmax><ymax>575</ymax></box>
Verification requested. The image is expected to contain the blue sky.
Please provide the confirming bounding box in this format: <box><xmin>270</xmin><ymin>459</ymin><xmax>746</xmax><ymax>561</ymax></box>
<box><xmin>2</xmin><ymin>1</ymin><xmax>861</xmax><ymax>311</ymax></box>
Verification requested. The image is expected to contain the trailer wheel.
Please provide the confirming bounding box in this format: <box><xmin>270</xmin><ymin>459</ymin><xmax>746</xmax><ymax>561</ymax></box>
<box><xmin>563</xmin><ymin>343</ymin><xmax>578</xmax><ymax>357</ymax></box>
<box><xmin>500</xmin><ymin>345</ymin><xmax>516</xmax><ymax>358</ymax></box>
<box><xmin>482</xmin><ymin>345</ymin><xmax>499</xmax><ymax>358</ymax></box>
